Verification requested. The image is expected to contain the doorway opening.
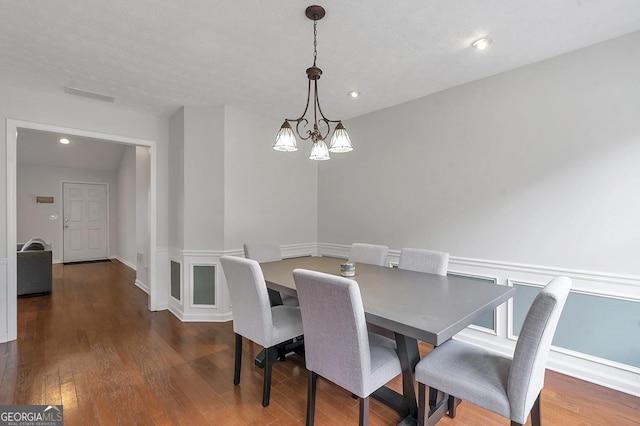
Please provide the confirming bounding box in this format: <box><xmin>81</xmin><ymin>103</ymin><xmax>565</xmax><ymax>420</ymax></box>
<box><xmin>6</xmin><ymin>119</ymin><xmax>159</xmax><ymax>343</ymax></box>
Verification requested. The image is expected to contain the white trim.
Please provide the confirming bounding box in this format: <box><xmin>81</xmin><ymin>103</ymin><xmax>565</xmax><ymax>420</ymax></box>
<box><xmin>177</xmin><ymin>242</ymin><xmax>318</xmax><ymax>259</ymax></box>
<box><xmin>0</xmin><ymin>257</ymin><xmax>7</xmax><ymax>343</ymax></box>
<box><xmin>134</xmin><ymin>279</ymin><xmax>149</xmax><ymax>294</ymax></box>
<box><xmin>6</xmin><ymin>121</ymin><xmax>17</xmax><ymax>342</ymax></box>
<box><xmin>6</xmin><ymin>118</ymin><xmax>159</xmax><ymax>343</ymax></box>
<box><xmin>317</xmin><ymin>242</ymin><xmax>351</xmax><ymax>259</ymax></box>
<box><xmin>113</xmin><ymin>256</ymin><xmax>136</xmax><ymax>271</ymax></box>
<box><xmin>168</xmin><ymin>308</ymin><xmax>233</xmax><ymax>322</ymax></box>
<box><xmin>451</xmin><ymin>256</ymin><xmax>640</xmax><ymax>288</ymax></box>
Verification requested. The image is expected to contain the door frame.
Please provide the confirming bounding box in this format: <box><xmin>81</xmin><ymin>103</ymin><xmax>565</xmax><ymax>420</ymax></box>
<box><xmin>61</xmin><ymin>181</ymin><xmax>110</xmax><ymax>262</ymax></box>
<box><xmin>6</xmin><ymin>119</ymin><xmax>158</xmax><ymax>342</ymax></box>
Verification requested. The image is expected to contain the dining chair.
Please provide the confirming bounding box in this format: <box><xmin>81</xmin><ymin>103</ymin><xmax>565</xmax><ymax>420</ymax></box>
<box><xmin>398</xmin><ymin>248</ymin><xmax>449</xmax><ymax>276</ymax></box>
<box><xmin>220</xmin><ymin>255</ymin><xmax>304</xmax><ymax>407</ymax></box>
<box><xmin>293</xmin><ymin>268</ymin><xmax>402</xmax><ymax>426</ymax></box>
<box><xmin>243</xmin><ymin>243</ymin><xmax>299</xmax><ymax>307</ymax></box>
<box><xmin>414</xmin><ymin>276</ymin><xmax>571</xmax><ymax>426</ymax></box>
<box><xmin>349</xmin><ymin>243</ymin><xmax>389</xmax><ymax>266</ymax></box>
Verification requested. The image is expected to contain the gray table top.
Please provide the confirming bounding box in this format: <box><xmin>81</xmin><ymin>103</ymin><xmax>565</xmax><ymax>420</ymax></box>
<box><xmin>260</xmin><ymin>256</ymin><xmax>515</xmax><ymax>346</ymax></box>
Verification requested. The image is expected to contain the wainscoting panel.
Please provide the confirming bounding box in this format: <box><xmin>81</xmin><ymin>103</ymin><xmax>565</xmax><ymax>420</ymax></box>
<box><xmin>170</xmin><ymin>260</ymin><xmax>181</xmax><ymax>301</ymax></box>
<box><xmin>317</xmin><ymin>242</ymin><xmax>640</xmax><ymax>396</ymax></box>
<box><xmin>191</xmin><ymin>264</ymin><xmax>216</xmax><ymax>307</ymax></box>
<box><xmin>510</xmin><ymin>280</ymin><xmax>640</xmax><ymax>370</ymax></box>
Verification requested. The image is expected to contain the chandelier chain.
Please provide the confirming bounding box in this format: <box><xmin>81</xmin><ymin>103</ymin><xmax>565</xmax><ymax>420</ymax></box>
<box><xmin>313</xmin><ymin>18</ymin><xmax>318</xmax><ymax>66</ymax></box>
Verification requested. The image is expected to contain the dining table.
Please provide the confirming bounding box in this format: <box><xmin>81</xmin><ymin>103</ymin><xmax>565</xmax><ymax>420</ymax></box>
<box><xmin>259</xmin><ymin>256</ymin><xmax>515</xmax><ymax>425</ymax></box>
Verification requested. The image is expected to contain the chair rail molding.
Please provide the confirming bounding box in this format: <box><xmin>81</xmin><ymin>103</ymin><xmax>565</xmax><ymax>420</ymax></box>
<box><xmin>317</xmin><ymin>242</ymin><xmax>640</xmax><ymax>397</ymax></box>
<box><xmin>166</xmin><ymin>243</ymin><xmax>317</xmax><ymax>323</ymax></box>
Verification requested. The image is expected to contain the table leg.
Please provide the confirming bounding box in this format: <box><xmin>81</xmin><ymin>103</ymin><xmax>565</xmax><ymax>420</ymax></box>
<box><xmin>370</xmin><ymin>333</ymin><xmax>420</xmax><ymax>424</ymax></box>
<box><xmin>395</xmin><ymin>333</ymin><xmax>420</xmax><ymax>419</ymax></box>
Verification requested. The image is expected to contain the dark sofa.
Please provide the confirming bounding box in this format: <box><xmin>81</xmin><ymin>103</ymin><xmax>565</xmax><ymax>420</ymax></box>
<box><xmin>17</xmin><ymin>239</ymin><xmax>52</xmax><ymax>296</ymax></box>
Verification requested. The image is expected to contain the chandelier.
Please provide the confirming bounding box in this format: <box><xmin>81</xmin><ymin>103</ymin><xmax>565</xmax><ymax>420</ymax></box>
<box><xmin>273</xmin><ymin>5</ymin><xmax>353</xmax><ymax>160</ymax></box>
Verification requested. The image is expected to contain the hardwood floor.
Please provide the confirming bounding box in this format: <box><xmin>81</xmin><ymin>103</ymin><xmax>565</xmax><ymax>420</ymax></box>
<box><xmin>1</xmin><ymin>260</ymin><xmax>638</xmax><ymax>425</ymax></box>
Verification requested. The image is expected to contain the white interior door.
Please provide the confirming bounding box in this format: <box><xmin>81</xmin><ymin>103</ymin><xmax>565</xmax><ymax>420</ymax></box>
<box><xmin>63</xmin><ymin>182</ymin><xmax>108</xmax><ymax>262</ymax></box>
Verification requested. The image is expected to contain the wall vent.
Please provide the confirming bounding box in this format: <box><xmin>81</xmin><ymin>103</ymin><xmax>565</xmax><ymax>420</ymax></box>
<box><xmin>64</xmin><ymin>86</ymin><xmax>116</xmax><ymax>103</ymax></box>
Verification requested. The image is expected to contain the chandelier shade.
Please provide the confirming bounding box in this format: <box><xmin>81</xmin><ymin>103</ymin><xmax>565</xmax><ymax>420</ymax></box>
<box><xmin>273</xmin><ymin>121</ymin><xmax>298</xmax><ymax>152</ymax></box>
<box><xmin>273</xmin><ymin>5</ymin><xmax>354</xmax><ymax>160</ymax></box>
<box><xmin>309</xmin><ymin>140</ymin><xmax>331</xmax><ymax>160</ymax></box>
<box><xmin>328</xmin><ymin>122</ymin><xmax>353</xmax><ymax>153</ymax></box>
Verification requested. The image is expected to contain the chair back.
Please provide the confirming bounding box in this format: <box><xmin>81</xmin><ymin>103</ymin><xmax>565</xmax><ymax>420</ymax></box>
<box><xmin>243</xmin><ymin>243</ymin><xmax>282</xmax><ymax>263</ymax></box>
<box><xmin>507</xmin><ymin>276</ymin><xmax>571</xmax><ymax>423</ymax></box>
<box><xmin>293</xmin><ymin>269</ymin><xmax>372</xmax><ymax>395</ymax></box>
<box><xmin>349</xmin><ymin>243</ymin><xmax>389</xmax><ymax>266</ymax></box>
<box><xmin>398</xmin><ymin>248</ymin><xmax>449</xmax><ymax>276</ymax></box>
<box><xmin>220</xmin><ymin>256</ymin><xmax>273</xmax><ymax>347</ymax></box>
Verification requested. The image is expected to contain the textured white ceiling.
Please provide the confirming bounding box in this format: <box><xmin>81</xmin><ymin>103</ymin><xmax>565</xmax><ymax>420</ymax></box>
<box><xmin>17</xmin><ymin>128</ymin><xmax>127</xmax><ymax>171</ymax></box>
<box><xmin>1</xmin><ymin>1</ymin><xmax>640</xmax><ymax>121</ymax></box>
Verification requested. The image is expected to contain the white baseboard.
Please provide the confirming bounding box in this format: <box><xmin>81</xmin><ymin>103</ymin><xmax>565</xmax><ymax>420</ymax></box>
<box><xmin>134</xmin><ymin>279</ymin><xmax>149</xmax><ymax>294</ymax></box>
<box><xmin>112</xmin><ymin>256</ymin><xmax>136</xmax><ymax>271</ymax></box>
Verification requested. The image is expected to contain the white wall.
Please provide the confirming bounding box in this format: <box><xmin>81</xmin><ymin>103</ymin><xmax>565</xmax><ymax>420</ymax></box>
<box><xmin>136</xmin><ymin>146</ymin><xmax>151</xmax><ymax>288</ymax></box>
<box><xmin>318</xmin><ymin>31</ymin><xmax>640</xmax><ymax>275</ymax></box>
<box><xmin>117</xmin><ymin>145</ymin><xmax>137</xmax><ymax>267</ymax></box>
<box><xmin>168</xmin><ymin>108</ymin><xmax>185</xmax><ymax>250</ymax></box>
<box><xmin>183</xmin><ymin>106</ymin><xmax>225</xmax><ymax>250</ymax></box>
<box><xmin>0</xmin><ymin>83</ymin><xmax>168</xmax><ymax>255</ymax></box>
<box><xmin>17</xmin><ymin>164</ymin><xmax>119</xmax><ymax>263</ymax></box>
<box><xmin>223</xmin><ymin>106</ymin><xmax>318</xmax><ymax>249</ymax></box>
<box><xmin>1</xmin><ymin>82</ymin><xmax>169</xmax><ymax>342</ymax></box>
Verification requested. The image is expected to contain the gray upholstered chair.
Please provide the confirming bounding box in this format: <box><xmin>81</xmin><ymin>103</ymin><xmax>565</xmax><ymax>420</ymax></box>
<box><xmin>414</xmin><ymin>276</ymin><xmax>571</xmax><ymax>426</ymax></box>
<box><xmin>398</xmin><ymin>248</ymin><xmax>449</xmax><ymax>276</ymax></box>
<box><xmin>220</xmin><ymin>255</ymin><xmax>304</xmax><ymax>407</ymax></box>
<box><xmin>349</xmin><ymin>243</ymin><xmax>389</xmax><ymax>267</ymax></box>
<box><xmin>293</xmin><ymin>268</ymin><xmax>402</xmax><ymax>425</ymax></box>
<box><xmin>243</xmin><ymin>242</ymin><xmax>299</xmax><ymax>307</ymax></box>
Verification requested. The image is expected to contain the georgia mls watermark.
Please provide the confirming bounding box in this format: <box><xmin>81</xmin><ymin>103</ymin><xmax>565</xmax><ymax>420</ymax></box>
<box><xmin>0</xmin><ymin>405</ymin><xmax>63</xmax><ymax>426</ymax></box>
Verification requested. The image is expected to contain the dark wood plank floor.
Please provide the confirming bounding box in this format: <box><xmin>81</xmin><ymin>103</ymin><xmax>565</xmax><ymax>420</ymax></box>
<box><xmin>0</xmin><ymin>260</ymin><xmax>638</xmax><ymax>425</ymax></box>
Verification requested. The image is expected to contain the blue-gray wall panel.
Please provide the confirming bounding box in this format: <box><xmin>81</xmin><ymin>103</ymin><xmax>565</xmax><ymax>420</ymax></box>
<box><xmin>513</xmin><ymin>284</ymin><xmax>640</xmax><ymax>368</ymax></box>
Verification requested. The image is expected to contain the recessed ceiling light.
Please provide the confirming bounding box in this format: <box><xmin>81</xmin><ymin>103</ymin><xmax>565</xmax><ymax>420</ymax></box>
<box><xmin>347</xmin><ymin>91</ymin><xmax>360</xmax><ymax>98</ymax></box>
<box><xmin>59</xmin><ymin>138</ymin><xmax>70</xmax><ymax>145</ymax></box>
<box><xmin>471</xmin><ymin>37</ymin><xmax>492</xmax><ymax>50</ymax></box>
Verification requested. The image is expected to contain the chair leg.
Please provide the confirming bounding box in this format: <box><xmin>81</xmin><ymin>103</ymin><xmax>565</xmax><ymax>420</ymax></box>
<box><xmin>233</xmin><ymin>333</ymin><xmax>242</xmax><ymax>385</ymax></box>
<box><xmin>306</xmin><ymin>371</ymin><xmax>317</xmax><ymax>426</ymax></box>
<box><xmin>530</xmin><ymin>392</ymin><xmax>541</xmax><ymax>426</ymax></box>
<box><xmin>359</xmin><ymin>396</ymin><xmax>370</xmax><ymax>426</ymax></box>
<box><xmin>262</xmin><ymin>346</ymin><xmax>273</xmax><ymax>407</ymax></box>
<box><xmin>448</xmin><ymin>395</ymin><xmax>458</xmax><ymax>418</ymax></box>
